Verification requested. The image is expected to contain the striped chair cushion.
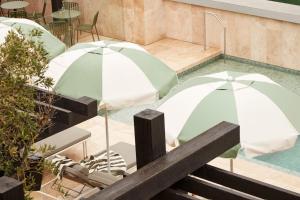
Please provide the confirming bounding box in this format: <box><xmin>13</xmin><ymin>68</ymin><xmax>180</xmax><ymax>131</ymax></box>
<box><xmin>80</xmin><ymin>151</ymin><xmax>127</xmax><ymax>176</ymax></box>
<box><xmin>51</xmin><ymin>155</ymin><xmax>88</xmax><ymax>179</ymax></box>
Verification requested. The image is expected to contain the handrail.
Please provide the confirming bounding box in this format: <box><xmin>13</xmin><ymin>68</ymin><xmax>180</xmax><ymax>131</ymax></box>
<box><xmin>204</xmin><ymin>11</ymin><xmax>227</xmax><ymax>63</ymax></box>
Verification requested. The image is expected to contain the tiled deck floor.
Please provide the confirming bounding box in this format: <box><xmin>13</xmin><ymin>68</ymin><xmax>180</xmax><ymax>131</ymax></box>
<box><xmin>31</xmin><ymin>34</ymin><xmax>300</xmax><ymax>199</ymax></box>
<box><xmin>143</xmin><ymin>38</ymin><xmax>220</xmax><ymax>73</ymax></box>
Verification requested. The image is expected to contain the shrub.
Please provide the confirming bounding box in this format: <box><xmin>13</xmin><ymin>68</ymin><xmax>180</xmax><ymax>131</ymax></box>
<box><xmin>0</xmin><ymin>29</ymin><xmax>54</xmax><ymax>199</ymax></box>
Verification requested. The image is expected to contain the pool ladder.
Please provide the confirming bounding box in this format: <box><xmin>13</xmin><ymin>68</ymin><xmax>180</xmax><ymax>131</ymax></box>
<box><xmin>203</xmin><ymin>11</ymin><xmax>227</xmax><ymax>63</ymax></box>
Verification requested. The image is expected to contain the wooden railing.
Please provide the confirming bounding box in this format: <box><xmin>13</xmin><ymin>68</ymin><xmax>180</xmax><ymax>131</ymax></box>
<box><xmin>0</xmin><ymin>88</ymin><xmax>98</xmax><ymax>199</ymax></box>
<box><xmin>1</xmin><ymin>108</ymin><xmax>300</xmax><ymax>199</ymax></box>
<box><xmin>33</xmin><ymin>87</ymin><xmax>98</xmax><ymax>141</ymax></box>
<box><xmin>88</xmin><ymin>109</ymin><xmax>300</xmax><ymax>200</ymax></box>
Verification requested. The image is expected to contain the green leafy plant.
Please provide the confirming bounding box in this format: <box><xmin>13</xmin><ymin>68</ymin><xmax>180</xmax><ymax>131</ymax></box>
<box><xmin>0</xmin><ymin>29</ymin><xmax>54</xmax><ymax>199</ymax></box>
<box><xmin>271</xmin><ymin>0</ymin><xmax>300</xmax><ymax>6</ymax></box>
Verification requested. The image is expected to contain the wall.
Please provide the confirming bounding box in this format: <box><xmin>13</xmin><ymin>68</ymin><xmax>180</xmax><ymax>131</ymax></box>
<box><xmin>164</xmin><ymin>1</ymin><xmax>300</xmax><ymax>71</ymax></box>
<box><xmin>164</xmin><ymin>1</ymin><xmax>205</xmax><ymax>45</ymax></box>
<box><xmin>144</xmin><ymin>0</ymin><xmax>165</xmax><ymax>44</ymax></box>
<box><xmin>122</xmin><ymin>0</ymin><xmax>145</xmax><ymax>44</ymax></box>
<box><xmin>31</xmin><ymin>0</ymin><xmax>300</xmax><ymax>70</ymax></box>
<box><xmin>68</xmin><ymin>0</ymin><xmax>165</xmax><ymax>44</ymax></box>
<box><xmin>26</xmin><ymin>0</ymin><xmax>52</xmax><ymax>17</ymax></box>
<box><xmin>76</xmin><ymin>0</ymin><xmax>125</xmax><ymax>41</ymax></box>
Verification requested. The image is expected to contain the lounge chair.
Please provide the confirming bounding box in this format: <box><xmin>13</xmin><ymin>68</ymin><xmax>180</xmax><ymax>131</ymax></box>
<box><xmin>34</xmin><ymin>126</ymin><xmax>91</xmax><ymax>158</ymax></box>
<box><xmin>49</xmin><ymin>155</ymin><xmax>121</xmax><ymax>196</ymax></box>
<box><xmin>89</xmin><ymin>142</ymin><xmax>136</xmax><ymax>171</ymax></box>
<box><xmin>50</xmin><ymin>142</ymin><xmax>136</xmax><ymax>195</ymax></box>
<box><xmin>53</xmin><ymin>159</ymin><xmax>121</xmax><ymax>189</ymax></box>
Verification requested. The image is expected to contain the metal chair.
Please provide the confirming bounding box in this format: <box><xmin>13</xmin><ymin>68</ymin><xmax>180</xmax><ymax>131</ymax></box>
<box><xmin>49</xmin><ymin>20</ymin><xmax>69</xmax><ymax>42</ymax></box>
<box><xmin>9</xmin><ymin>10</ymin><xmax>27</xmax><ymax>18</ymax></box>
<box><xmin>75</xmin><ymin>11</ymin><xmax>100</xmax><ymax>42</ymax></box>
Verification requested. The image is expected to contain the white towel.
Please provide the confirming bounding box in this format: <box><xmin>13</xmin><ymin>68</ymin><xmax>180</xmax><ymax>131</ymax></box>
<box><xmin>80</xmin><ymin>151</ymin><xmax>127</xmax><ymax>176</ymax></box>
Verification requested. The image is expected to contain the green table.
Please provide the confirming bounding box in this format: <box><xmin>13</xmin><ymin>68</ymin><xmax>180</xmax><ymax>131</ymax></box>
<box><xmin>51</xmin><ymin>10</ymin><xmax>81</xmax><ymax>46</ymax></box>
<box><xmin>1</xmin><ymin>1</ymin><xmax>29</xmax><ymax>10</ymax></box>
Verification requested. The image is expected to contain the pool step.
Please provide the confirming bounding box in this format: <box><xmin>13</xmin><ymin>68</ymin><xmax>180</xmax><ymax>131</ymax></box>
<box><xmin>175</xmin><ymin>47</ymin><xmax>221</xmax><ymax>74</ymax></box>
<box><xmin>144</xmin><ymin>38</ymin><xmax>222</xmax><ymax>74</ymax></box>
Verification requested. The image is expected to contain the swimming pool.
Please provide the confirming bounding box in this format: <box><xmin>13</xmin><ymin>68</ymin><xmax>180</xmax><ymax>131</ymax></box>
<box><xmin>108</xmin><ymin>57</ymin><xmax>300</xmax><ymax>175</ymax></box>
<box><xmin>109</xmin><ymin>58</ymin><xmax>300</xmax><ymax>122</ymax></box>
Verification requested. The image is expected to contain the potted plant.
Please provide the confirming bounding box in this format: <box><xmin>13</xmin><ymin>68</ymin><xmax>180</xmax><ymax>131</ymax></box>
<box><xmin>0</xmin><ymin>29</ymin><xmax>54</xmax><ymax>199</ymax></box>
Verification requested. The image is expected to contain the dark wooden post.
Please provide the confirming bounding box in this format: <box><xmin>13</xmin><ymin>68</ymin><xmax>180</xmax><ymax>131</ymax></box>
<box><xmin>0</xmin><ymin>176</ymin><xmax>24</xmax><ymax>200</ymax></box>
<box><xmin>134</xmin><ymin>109</ymin><xmax>166</xmax><ymax>169</ymax></box>
<box><xmin>89</xmin><ymin>121</ymin><xmax>240</xmax><ymax>200</ymax></box>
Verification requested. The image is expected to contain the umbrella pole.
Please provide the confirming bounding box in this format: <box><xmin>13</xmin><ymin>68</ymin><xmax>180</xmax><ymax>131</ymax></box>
<box><xmin>104</xmin><ymin>106</ymin><xmax>111</xmax><ymax>173</ymax></box>
<box><xmin>230</xmin><ymin>158</ymin><xmax>233</xmax><ymax>172</ymax></box>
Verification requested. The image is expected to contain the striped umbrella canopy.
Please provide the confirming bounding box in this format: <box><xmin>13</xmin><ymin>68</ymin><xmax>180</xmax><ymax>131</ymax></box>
<box><xmin>45</xmin><ymin>40</ymin><xmax>178</xmax><ymax>110</ymax></box>
<box><xmin>45</xmin><ymin>40</ymin><xmax>178</xmax><ymax>172</ymax></box>
<box><xmin>0</xmin><ymin>17</ymin><xmax>66</xmax><ymax>60</ymax></box>
<box><xmin>158</xmin><ymin>71</ymin><xmax>300</xmax><ymax>158</ymax></box>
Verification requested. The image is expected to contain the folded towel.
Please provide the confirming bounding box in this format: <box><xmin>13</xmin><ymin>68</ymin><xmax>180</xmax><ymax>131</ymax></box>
<box><xmin>80</xmin><ymin>150</ymin><xmax>127</xmax><ymax>176</ymax></box>
<box><xmin>51</xmin><ymin>155</ymin><xmax>88</xmax><ymax>179</ymax></box>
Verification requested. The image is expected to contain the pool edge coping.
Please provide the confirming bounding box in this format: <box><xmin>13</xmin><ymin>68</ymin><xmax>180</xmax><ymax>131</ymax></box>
<box><xmin>179</xmin><ymin>54</ymin><xmax>300</xmax><ymax>77</ymax></box>
<box><xmin>167</xmin><ymin>0</ymin><xmax>300</xmax><ymax>25</ymax></box>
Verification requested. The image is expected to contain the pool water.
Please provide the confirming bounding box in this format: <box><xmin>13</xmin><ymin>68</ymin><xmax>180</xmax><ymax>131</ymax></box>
<box><xmin>108</xmin><ymin>58</ymin><xmax>300</xmax><ymax>175</ymax></box>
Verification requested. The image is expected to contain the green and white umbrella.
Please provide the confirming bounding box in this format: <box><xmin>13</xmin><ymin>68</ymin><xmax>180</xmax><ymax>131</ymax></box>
<box><xmin>0</xmin><ymin>17</ymin><xmax>66</xmax><ymax>60</ymax></box>
<box><xmin>158</xmin><ymin>71</ymin><xmax>300</xmax><ymax>158</ymax></box>
<box><xmin>45</xmin><ymin>40</ymin><xmax>178</xmax><ymax>172</ymax></box>
<box><xmin>45</xmin><ymin>40</ymin><xmax>178</xmax><ymax>109</ymax></box>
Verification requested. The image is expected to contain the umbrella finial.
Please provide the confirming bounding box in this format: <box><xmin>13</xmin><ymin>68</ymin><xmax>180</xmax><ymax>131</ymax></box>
<box><xmin>226</xmin><ymin>76</ymin><xmax>235</xmax><ymax>82</ymax></box>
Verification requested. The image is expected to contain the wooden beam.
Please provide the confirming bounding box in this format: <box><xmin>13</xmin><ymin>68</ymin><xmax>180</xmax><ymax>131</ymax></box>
<box><xmin>175</xmin><ymin>176</ymin><xmax>260</xmax><ymax>200</ymax></box>
<box><xmin>35</xmin><ymin>100</ymin><xmax>73</xmax><ymax>125</ymax></box>
<box><xmin>153</xmin><ymin>188</ymin><xmax>198</xmax><ymax>200</ymax></box>
<box><xmin>0</xmin><ymin>176</ymin><xmax>24</xmax><ymax>200</ymax></box>
<box><xmin>134</xmin><ymin>109</ymin><xmax>185</xmax><ymax>200</ymax></box>
<box><xmin>134</xmin><ymin>109</ymin><xmax>166</xmax><ymax>169</ymax></box>
<box><xmin>33</xmin><ymin>86</ymin><xmax>97</xmax><ymax>116</ymax></box>
<box><xmin>88</xmin><ymin>121</ymin><xmax>240</xmax><ymax>200</ymax></box>
<box><xmin>77</xmin><ymin>96</ymin><xmax>98</xmax><ymax>117</ymax></box>
<box><xmin>194</xmin><ymin>164</ymin><xmax>300</xmax><ymax>200</ymax></box>
<box><xmin>38</xmin><ymin>122</ymin><xmax>69</xmax><ymax>141</ymax></box>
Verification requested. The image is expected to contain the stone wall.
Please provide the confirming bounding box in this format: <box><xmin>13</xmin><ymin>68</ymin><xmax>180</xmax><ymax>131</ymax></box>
<box><xmin>26</xmin><ymin>0</ymin><xmax>52</xmax><ymax>17</ymax></box>
<box><xmin>26</xmin><ymin>0</ymin><xmax>300</xmax><ymax>70</ymax></box>
<box><xmin>66</xmin><ymin>0</ymin><xmax>165</xmax><ymax>44</ymax></box>
<box><xmin>164</xmin><ymin>1</ymin><xmax>300</xmax><ymax>70</ymax></box>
